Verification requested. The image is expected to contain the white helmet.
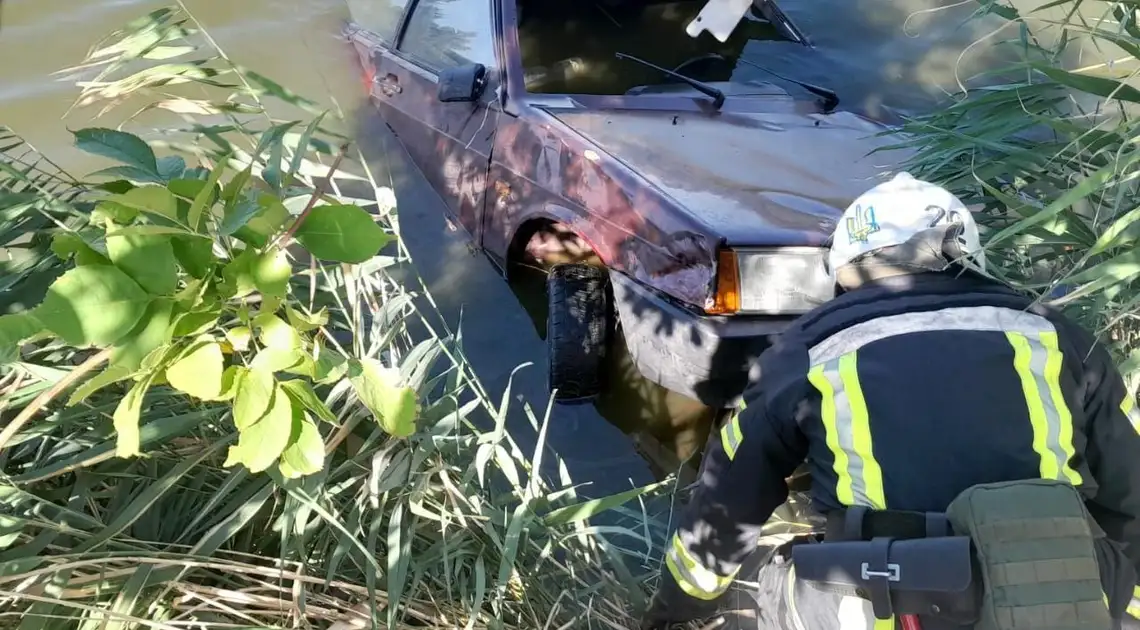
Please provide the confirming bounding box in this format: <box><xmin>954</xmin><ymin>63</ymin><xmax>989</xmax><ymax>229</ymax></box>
<box><xmin>828</xmin><ymin>172</ymin><xmax>985</xmax><ymax>279</ymax></box>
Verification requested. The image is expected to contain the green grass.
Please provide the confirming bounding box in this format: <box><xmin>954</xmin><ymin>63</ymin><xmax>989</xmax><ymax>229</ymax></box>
<box><xmin>0</xmin><ymin>5</ymin><xmax>675</xmax><ymax>628</ymax></box>
<box><xmin>888</xmin><ymin>0</ymin><xmax>1140</xmax><ymax>387</ymax></box>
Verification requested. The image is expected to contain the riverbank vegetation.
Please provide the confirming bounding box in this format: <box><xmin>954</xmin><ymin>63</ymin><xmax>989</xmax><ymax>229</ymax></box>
<box><xmin>4</xmin><ymin>0</ymin><xmax>1140</xmax><ymax>628</ymax></box>
<box><xmin>0</xmin><ymin>5</ymin><xmax>670</xmax><ymax>628</ymax></box>
<box><xmin>892</xmin><ymin>0</ymin><xmax>1140</xmax><ymax>386</ymax></box>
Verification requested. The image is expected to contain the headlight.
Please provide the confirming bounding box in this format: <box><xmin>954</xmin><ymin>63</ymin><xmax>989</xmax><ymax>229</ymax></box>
<box><xmin>707</xmin><ymin>247</ymin><xmax>834</xmax><ymax>315</ymax></box>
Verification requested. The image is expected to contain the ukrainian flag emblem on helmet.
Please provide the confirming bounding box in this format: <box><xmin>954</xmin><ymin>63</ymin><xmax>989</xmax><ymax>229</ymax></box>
<box><xmin>846</xmin><ymin>204</ymin><xmax>880</xmax><ymax>244</ymax></box>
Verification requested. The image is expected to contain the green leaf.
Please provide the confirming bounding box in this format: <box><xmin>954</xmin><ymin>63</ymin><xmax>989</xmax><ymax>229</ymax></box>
<box><xmin>313</xmin><ymin>346</ymin><xmax>348</xmax><ymax>384</ymax></box>
<box><xmin>107</xmin><ymin>225</ymin><xmax>193</xmax><ymax>238</ymax></box>
<box><xmin>252</xmin><ymin>248</ymin><xmax>290</xmax><ymax>298</ymax></box>
<box><xmin>281</xmin><ymin>379</ymin><xmax>337</xmax><ymax>424</ymax></box>
<box><xmin>106</xmin><ymin>232</ymin><xmax>179</xmax><ymax>295</ymax></box>
<box><xmin>286</xmin><ymin>306</ymin><xmax>328</xmax><ymax>332</ymax></box>
<box><xmin>33</xmin><ymin>266</ymin><xmax>151</xmax><ymax>346</ymax></box>
<box><xmin>111</xmin><ymin>298</ymin><xmax>174</xmax><ymax>371</ymax></box>
<box><xmin>283</xmin><ymin>352</ymin><xmax>317</xmax><ymax>379</ymax></box>
<box><xmin>986</xmin><ymin>161</ymin><xmax>1123</xmax><ymax>247</ymax></box>
<box><xmin>156</xmin><ymin>155</ymin><xmax>186</xmax><ymax>180</ymax></box>
<box><xmin>294</xmin><ymin>204</ymin><xmax>393</xmax><ymax>263</ymax></box>
<box><xmin>219</xmin><ymin>191</ymin><xmax>261</xmax><ymax>236</ymax></box>
<box><xmin>169</xmin><ymin>306</ymin><xmax>220</xmax><ymax>338</ymax></box>
<box><xmin>231</xmin><ymin>194</ymin><xmax>291</xmax><ymax>247</ymax></box>
<box><xmin>254</xmin><ymin>313</ymin><xmax>301</xmax><ymax>350</ymax></box>
<box><xmin>349</xmin><ymin>358</ymin><xmax>418</xmax><ymax>438</ymax></box>
<box><xmin>0</xmin><ymin>313</ymin><xmax>43</xmax><ymax>364</ymax></box>
<box><xmin>73</xmin><ymin>128</ymin><xmax>158</xmax><ymax>175</ymax></box>
<box><xmin>1031</xmin><ymin>63</ymin><xmax>1140</xmax><ymax>104</ymax></box>
<box><xmin>218</xmin><ymin>365</ymin><xmax>240</xmax><ymax>401</ymax></box>
<box><xmin>542</xmin><ymin>480</ymin><xmax>670</xmax><ymax>526</ymax></box>
<box><xmin>221</xmin><ymin>164</ymin><xmax>253</xmax><ymax>213</ymax></box>
<box><xmin>224</xmin><ymin>383</ymin><xmax>293</xmax><ymax>473</ymax></box>
<box><xmin>286</xmin><ymin>113</ymin><xmax>327</xmax><ymax>186</ymax></box>
<box><xmin>51</xmin><ymin>233</ymin><xmax>110</xmax><ymax>266</ymax></box>
<box><xmin>68</xmin><ymin>365</ymin><xmax>134</xmax><ymax>406</ymax></box>
<box><xmin>251</xmin><ymin>347</ymin><xmax>304</xmax><ymax>373</ymax></box>
<box><xmin>167</xmin><ymin>178</ymin><xmax>213</xmax><ymax>204</ymax></box>
<box><xmin>279</xmin><ymin>409</ymin><xmax>325</xmax><ymax>479</ymax></box>
<box><xmin>92</xmin><ymin>199</ymin><xmax>139</xmax><ymax>226</ymax></box>
<box><xmin>225</xmin><ymin>326</ymin><xmax>252</xmax><ymax>352</ymax></box>
<box><xmin>234</xmin><ymin>366</ymin><xmax>274</xmax><ymax>429</ymax></box>
<box><xmin>89</xmin><ymin>165</ymin><xmax>164</xmax><ymax>185</ymax></box>
<box><xmin>187</xmin><ymin>158</ymin><xmax>227</xmax><ymax>230</ymax></box>
<box><xmin>221</xmin><ymin>249</ymin><xmax>257</xmax><ymax>298</ymax></box>
<box><xmin>166</xmin><ymin>342</ymin><xmax>225</xmax><ymax>400</ymax></box>
<box><xmin>171</xmin><ymin>235</ymin><xmax>215</xmax><ymax>279</ymax></box>
<box><xmin>103</xmin><ymin>185</ymin><xmax>182</xmax><ymax>224</ymax></box>
<box><xmin>113</xmin><ymin>375</ymin><xmax>154</xmax><ymax>458</ymax></box>
<box><xmin>139</xmin><ymin>342</ymin><xmax>181</xmax><ymax>374</ymax></box>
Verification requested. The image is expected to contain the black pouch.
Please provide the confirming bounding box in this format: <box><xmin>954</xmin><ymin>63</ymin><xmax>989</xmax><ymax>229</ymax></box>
<box><xmin>793</xmin><ymin>535</ymin><xmax>981</xmax><ymax>624</ymax></box>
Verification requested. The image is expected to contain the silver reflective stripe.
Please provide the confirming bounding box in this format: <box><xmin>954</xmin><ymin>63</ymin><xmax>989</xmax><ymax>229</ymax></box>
<box><xmin>837</xmin><ymin>594</ymin><xmax>881</xmax><ymax>630</ymax></box>
<box><xmin>1006</xmin><ymin>330</ymin><xmax>1082</xmax><ymax>485</ymax></box>
<box><xmin>786</xmin><ymin>564</ymin><xmax>808</xmax><ymax>630</ymax></box>
<box><xmin>809</xmin><ymin>305</ymin><xmax>1056</xmax><ymax>366</ymax></box>
<box><xmin>809</xmin><ymin>355</ymin><xmax>885</xmax><ymax>509</ymax></box>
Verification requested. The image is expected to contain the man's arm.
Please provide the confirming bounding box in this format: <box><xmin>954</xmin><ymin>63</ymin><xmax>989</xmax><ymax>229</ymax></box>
<box><xmin>643</xmin><ymin>391</ymin><xmax>807</xmax><ymax>626</ymax></box>
<box><xmin>1079</xmin><ymin>339</ymin><xmax>1140</xmax><ymax>615</ymax></box>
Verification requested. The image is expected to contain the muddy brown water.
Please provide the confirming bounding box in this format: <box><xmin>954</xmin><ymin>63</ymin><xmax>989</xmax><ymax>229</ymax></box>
<box><xmin>0</xmin><ymin>0</ymin><xmax>1099</xmax><ymax>489</ymax></box>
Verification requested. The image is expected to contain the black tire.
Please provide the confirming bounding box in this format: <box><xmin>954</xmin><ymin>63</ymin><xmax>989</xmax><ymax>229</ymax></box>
<box><xmin>546</xmin><ymin>263</ymin><xmax>611</xmax><ymax>403</ymax></box>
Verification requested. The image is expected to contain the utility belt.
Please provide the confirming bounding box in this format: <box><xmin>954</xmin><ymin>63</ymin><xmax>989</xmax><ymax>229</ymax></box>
<box><xmin>790</xmin><ymin>479</ymin><xmax>1113</xmax><ymax>630</ymax></box>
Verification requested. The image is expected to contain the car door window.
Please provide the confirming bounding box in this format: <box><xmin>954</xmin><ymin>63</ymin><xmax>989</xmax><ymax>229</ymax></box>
<box><xmin>398</xmin><ymin>0</ymin><xmax>496</xmax><ymax>72</ymax></box>
<box><xmin>346</xmin><ymin>0</ymin><xmax>410</xmax><ymax>43</ymax></box>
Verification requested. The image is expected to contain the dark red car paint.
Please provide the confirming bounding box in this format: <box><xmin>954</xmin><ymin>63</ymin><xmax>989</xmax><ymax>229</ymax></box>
<box><xmin>346</xmin><ymin>0</ymin><xmax>907</xmax><ymax>317</ymax></box>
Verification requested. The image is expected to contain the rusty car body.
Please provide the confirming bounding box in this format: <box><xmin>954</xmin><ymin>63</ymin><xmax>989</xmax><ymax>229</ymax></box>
<box><xmin>344</xmin><ymin>0</ymin><xmax>909</xmax><ymax>408</ymax></box>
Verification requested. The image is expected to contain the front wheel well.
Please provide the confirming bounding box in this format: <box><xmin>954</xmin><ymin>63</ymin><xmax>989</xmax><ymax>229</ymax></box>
<box><xmin>507</xmin><ymin>219</ymin><xmax>603</xmax><ymax>274</ymax></box>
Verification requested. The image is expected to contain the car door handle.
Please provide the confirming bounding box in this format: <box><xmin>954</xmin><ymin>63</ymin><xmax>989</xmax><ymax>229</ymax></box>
<box><xmin>377</xmin><ymin>74</ymin><xmax>402</xmax><ymax>96</ymax></box>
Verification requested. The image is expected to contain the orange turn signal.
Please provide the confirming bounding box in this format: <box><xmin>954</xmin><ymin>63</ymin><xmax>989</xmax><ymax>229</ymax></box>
<box><xmin>707</xmin><ymin>249</ymin><xmax>740</xmax><ymax>315</ymax></box>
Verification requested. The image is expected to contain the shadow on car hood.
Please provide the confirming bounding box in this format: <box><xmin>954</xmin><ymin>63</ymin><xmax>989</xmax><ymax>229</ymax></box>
<box><xmin>547</xmin><ymin>106</ymin><xmax>914</xmax><ymax>245</ymax></box>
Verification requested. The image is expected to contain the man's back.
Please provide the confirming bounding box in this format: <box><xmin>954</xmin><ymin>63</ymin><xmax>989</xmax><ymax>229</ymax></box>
<box><xmin>642</xmin><ymin>173</ymin><xmax>1140</xmax><ymax>629</ymax></box>
<box><xmin>756</xmin><ymin>271</ymin><xmax>1102</xmax><ymax>515</ymax></box>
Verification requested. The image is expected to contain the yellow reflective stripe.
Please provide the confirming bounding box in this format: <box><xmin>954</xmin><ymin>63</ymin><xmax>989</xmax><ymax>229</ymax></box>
<box><xmin>664</xmin><ymin>532</ymin><xmax>737</xmax><ymax>600</ymax></box>
<box><xmin>1123</xmin><ymin>393</ymin><xmax>1140</xmax><ymax>432</ymax></box>
<box><xmin>840</xmin><ymin>353</ymin><xmax>886</xmax><ymax>510</ymax></box>
<box><xmin>1129</xmin><ymin>585</ymin><xmax>1140</xmax><ymax>618</ymax></box>
<box><xmin>873</xmin><ymin>616</ymin><xmax>896</xmax><ymax>630</ymax></box>
<box><xmin>809</xmin><ymin>352</ymin><xmax>886</xmax><ymax>509</ymax></box>
<box><xmin>720</xmin><ymin>413</ymin><xmax>743</xmax><ymax>461</ymax></box>
<box><xmin>1006</xmin><ymin>332</ymin><xmax>1083</xmax><ymax>485</ymax></box>
<box><xmin>809</xmin><ymin>363</ymin><xmax>852</xmax><ymax>506</ymax></box>
<box><xmin>1128</xmin><ymin>597</ymin><xmax>1140</xmax><ymax>620</ymax></box>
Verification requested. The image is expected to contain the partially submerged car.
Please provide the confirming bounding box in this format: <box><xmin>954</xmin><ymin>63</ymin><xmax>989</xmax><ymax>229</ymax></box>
<box><xmin>344</xmin><ymin>0</ymin><xmax>909</xmax><ymax>408</ymax></box>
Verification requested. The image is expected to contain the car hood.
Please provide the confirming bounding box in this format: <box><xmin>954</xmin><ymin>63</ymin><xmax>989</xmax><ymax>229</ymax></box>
<box><xmin>547</xmin><ymin>106</ymin><xmax>914</xmax><ymax>245</ymax></box>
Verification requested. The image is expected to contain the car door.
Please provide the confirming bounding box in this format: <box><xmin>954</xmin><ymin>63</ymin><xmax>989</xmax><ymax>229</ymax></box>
<box><xmin>374</xmin><ymin>0</ymin><xmax>501</xmax><ymax>244</ymax></box>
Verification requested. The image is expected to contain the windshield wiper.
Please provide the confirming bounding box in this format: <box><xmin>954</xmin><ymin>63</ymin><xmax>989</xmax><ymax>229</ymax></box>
<box><xmin>614</xmin><ymin>52</ymin><xmax>726</xmax><ymax>110</ymax></box>
<box><xmin>735</xmin><ymin>57</ymin><xmax>839</xmax><ymax>112</ymax></box>
<box><xmin>754</xmin><ymin>0</ymin><xmax>810</xmax><ymax>47</ymax></box>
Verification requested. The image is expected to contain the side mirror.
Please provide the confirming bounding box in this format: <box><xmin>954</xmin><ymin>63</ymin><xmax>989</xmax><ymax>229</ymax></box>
<box><xmin>438</xmin><ymin>63</ymin><xmax>488</xmax><ymax>103</ymax></box>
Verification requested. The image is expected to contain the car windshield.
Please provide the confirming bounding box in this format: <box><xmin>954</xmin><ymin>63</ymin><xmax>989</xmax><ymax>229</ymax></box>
<box><xmin>517</xmin><ymin>0</ymin><xmax>789</xmax><ymax>96</ymax></box>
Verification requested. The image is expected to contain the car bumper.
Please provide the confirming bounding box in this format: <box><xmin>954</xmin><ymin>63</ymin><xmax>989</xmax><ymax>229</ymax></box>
<box><xmin>609</xmin><ymin>270</ymin><xmax>796</xmax><ymax>408</ymax></box>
